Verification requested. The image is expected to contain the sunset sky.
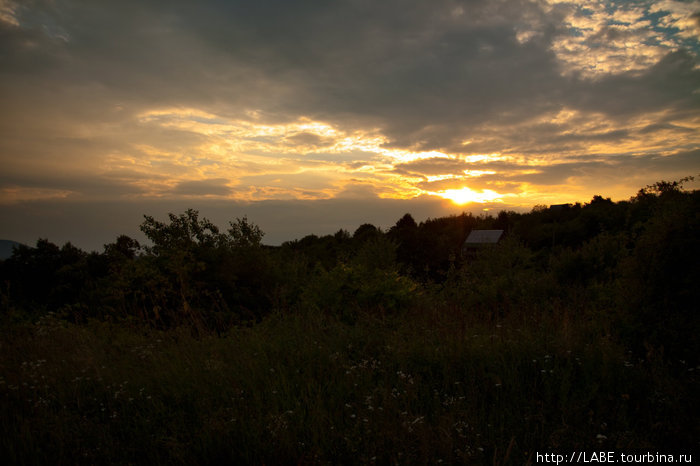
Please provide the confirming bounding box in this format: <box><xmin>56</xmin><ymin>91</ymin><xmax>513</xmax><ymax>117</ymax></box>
<box><xmin>1</xmin><ymin>0</ymin><xmax>699</xmax><ymax>250</ymax></box>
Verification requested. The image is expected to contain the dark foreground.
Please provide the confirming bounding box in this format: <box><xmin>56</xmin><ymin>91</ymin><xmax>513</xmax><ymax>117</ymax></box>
<box><xmin>1</xmin><ymin>180</ymin><xmax>698</xmax><ymax>464</ymax></box>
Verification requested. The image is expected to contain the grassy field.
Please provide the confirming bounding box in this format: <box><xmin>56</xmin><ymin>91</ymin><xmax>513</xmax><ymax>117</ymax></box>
<box><xmin>2</xmin><ymin>305</ymin><xmax>697</xmax><ymax>465</ymax></box>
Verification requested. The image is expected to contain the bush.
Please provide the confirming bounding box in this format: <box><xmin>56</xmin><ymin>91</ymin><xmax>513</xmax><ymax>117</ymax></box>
<box><xmin>301</xmin><ymin>236</ymin><xmax>417</xmax><ymax>321</ymax></box>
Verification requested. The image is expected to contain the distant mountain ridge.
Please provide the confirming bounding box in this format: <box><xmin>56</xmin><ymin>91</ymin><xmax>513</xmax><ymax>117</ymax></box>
<box><xmin>0</xmin><ymin>240</ymin><xmax>25</xmax><ymax>260</ymax></box>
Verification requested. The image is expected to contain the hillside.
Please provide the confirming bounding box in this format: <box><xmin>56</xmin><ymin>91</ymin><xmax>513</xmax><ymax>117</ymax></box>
<box><xmin>0</xmin><ymin>239</ymin><xmax>23</xmax><ymax>260</ymax></box>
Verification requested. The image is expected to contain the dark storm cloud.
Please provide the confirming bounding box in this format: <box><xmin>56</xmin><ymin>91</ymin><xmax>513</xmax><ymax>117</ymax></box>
<box><xmin>637</xmin><ymin>122</ymin><xmax>696</xmax><ymax>135</ymax></box>
<box><xmin>2</xmin><ymin>0</ymin><xmax>698</xmax><ymax>152</ymax></box>
<box><xmin>0</xmin><ymin>171</ymin><xmax>149</xmax><ymax>198</ymax></box>
<box><xmin>393</xmin><ymin>158</ymin><xmax>472</xmax><ymax>177</ymax></box>
<box><xmin>567</xmin><ymin>50</ymin><xmax>700</xmax><ymax>119</ymax></box>
<box><xmin>512</xmin><ymin>150</ymin><xmax>700</xmax><ymax>187</ymax></box>
<box><xmin>0</xmin><ymin>0</ymin><xmax>563</xmax><ymax>147</ymax></box>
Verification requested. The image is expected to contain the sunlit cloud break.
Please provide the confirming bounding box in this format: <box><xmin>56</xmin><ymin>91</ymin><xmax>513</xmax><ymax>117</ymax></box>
<box><xmin>429</xmin><ymin>187</ymin><xmax>507</xmax><ymax>205</ymax></box>
<box><xmin>0</xmin><ymin>0</ymin><xmax>699</xmax><ymax>249</ymax></box>
<box><xmin>131</xmin><ymin>108</ymin><xmax>515</xmax><ymax>204</ymax></box>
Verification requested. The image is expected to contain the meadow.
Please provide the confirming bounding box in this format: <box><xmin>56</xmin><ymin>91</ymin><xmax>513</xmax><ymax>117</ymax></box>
<box><xmin>4</xmin><ymin>307</ymin><xmax>696</xmax><ymax>465</ymax></box>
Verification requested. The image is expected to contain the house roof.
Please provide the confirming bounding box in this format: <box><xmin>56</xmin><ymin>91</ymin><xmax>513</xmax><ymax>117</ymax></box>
<box><xmin>463</xmin><ymin>229</ymin><xmax>504</xmax><ymax>245</ymax></box>
<box><xmin>549</xmin><ymin>203</ymin><xmax>571</xmax><ymax>212</ymax></box>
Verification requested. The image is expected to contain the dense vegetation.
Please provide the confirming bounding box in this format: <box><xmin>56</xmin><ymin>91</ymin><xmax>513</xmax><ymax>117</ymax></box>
<box><xmin>1</xmin><ymin>178</ymin><xmax>698</xmax><ymax>464</ymax></box>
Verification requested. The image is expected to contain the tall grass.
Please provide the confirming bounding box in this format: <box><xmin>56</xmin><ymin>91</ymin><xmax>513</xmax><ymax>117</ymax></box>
<box><xmin>2</xmin><ymin>305</ymin><xmax>696</xmax><ymax>465</ymax></box>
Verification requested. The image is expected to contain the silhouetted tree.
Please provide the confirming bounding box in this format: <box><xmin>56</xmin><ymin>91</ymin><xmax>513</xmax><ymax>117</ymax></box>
<box><xmin>227</xmin><ymin>216</ymin><xmax>264</xmax><ymax>248</ymax></box>
<box><xmin>353</xmin><ymin>223</ymin><xmax>382</xmax><ymax>244</ymax></box>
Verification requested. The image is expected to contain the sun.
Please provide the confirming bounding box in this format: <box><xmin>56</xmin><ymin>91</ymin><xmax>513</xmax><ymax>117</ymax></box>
<box><xmin>433</xmin><ymin>187</ymin><xmax>503</xmax><ymax>205</ymax></box>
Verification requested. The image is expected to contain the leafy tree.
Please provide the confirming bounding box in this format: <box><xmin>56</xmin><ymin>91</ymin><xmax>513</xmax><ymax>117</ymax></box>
<box><xmin>104</xmin><ymin>235</ymin><xmax>141</xmax><ymax>261</ymax></box>
<box><xmin>352</xmin><ymin>223</ymin><xmax>382</xmax><ymax>244</ymax></box>
<box><xmin>0</xmin><ymin>239</ymin><xmax>90</xmax><ymax>314</ymax></box>
<box><xmin>442</xmin><ymin>236</ymin><xmax>539</xmax><ymax>321</ymax></box>
<box><xmin>140</xmin><ymin>208</ymin><xmax>225</xmax><ymax>254</ymax></box>
<box><xmin>636</xmin><ymin>175</ymin><xmax>695</xmax><ymax>198</ymax></box>
<box><xmin>617</xmin><ymin>185</ymin><xmax>700</xmax><ymax>364</ymax></box>
<box><xmin>388</xmin><ymin>214</ymin><xmax>419</xmax><ymax>274</ymax></box>
<box><xmin>301</xmin><ymin>233</ymin><xmax>416</xmax><ymax>321</ymax></box>
<box><xmin>227</xmin><ymin>216</ymin><xmax>264</xmax><ymax>248</ymax></box>
<box><xmin>392</xmin><ymin>213</ymin><xmax>417</xmax><ymax>231</ymax></box>
<box><xmin>133</xmin><ymin>210</ymin><xmax>275</xmax><ymax>329</ymax></box>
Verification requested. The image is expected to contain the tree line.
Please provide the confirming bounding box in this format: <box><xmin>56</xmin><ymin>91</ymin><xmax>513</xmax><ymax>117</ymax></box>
<box><xmin>1</xmin><ymin>177</ymin><xmax>698</xmax><ymax>364</ymax></box>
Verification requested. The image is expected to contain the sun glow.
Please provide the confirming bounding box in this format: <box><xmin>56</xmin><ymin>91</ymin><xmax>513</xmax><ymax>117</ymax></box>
<box><xmin>432</xmin><ymin>187</ymin><xmax>504</xmax><ymax>205</ymax></box>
